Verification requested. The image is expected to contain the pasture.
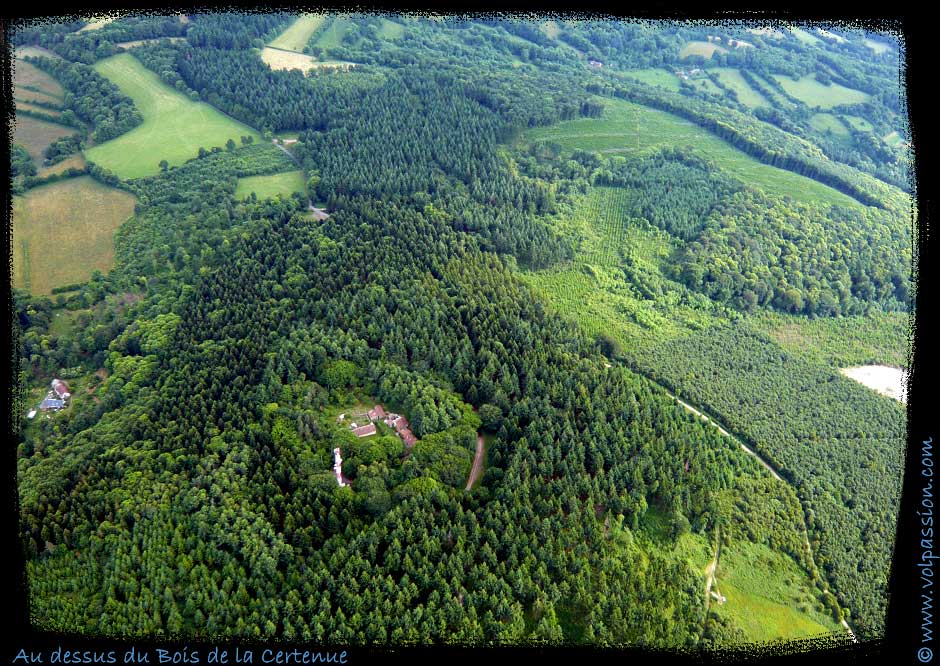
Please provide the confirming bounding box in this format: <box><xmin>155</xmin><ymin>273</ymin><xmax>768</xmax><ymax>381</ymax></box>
<box><xmin>787</xmin><ymin>26</ymin><xmax>822</xmax><ymax>45</ymax></box>
<box><xmin>772</xmin><ymin>74</ymin><xmax>870</xmax><ymax>110</ymax></box>
<box><xmin>311</xmin><ymin>16</ymin><xmax>359</xmax><ymax>52</ymax></box>
<box><xmin>746</xmin><ymin>27</ymin><xmax>785</xmax><ymax>39</ymax></box>
<box><xmin>622</xmin><ymin>68</ymin><xmax>681</xmax><ymax>91</ymax></box>
<box><xmin>863</xmin><ymin>37</ymin><xmax>892</xmax><ymax>54</ymax></box>
<box><xmin>377</xmin><ymin>17</ymin><xmax>405</xmax><ymax>40</ymax></box>
<box><xmin>268</xmin><ymin>13</ymin><xmax>327</xmax><ymax>52</ymax></box>
<box><xmin>842</xmin><ymin>115</ymin><xmax>873</xmax><ymax>132</ymax></box>
<box><xmin>712</xmin><ymin>68</ymin><xmax>769</xmax><ymax>108</ymax></box>
<box><xmin>710</xmin><ymin>541</ymin><xmax>842</xmax><ymax>644</ymax></box>
<box><xmin>12</xmin><ymin>177</ymin><xmax>137</xmax><ymax>295</ymax></box>
<box><xmin>679</xmin><ymin>41</ymin><xmax>728</xmax><ymax>60</ymax></box>
<box><xmin>235</xmin><ymin>170</ymin><xmax>306</xmax><ymax>200</ymax></box>
<box><xmin>883</xmin><ymin>131</ymin><xmax>904</xmax><ymax>147</ymax></box>
<box><xmin>523</xmin><ymin>97</ymin><xmax>863</xmax><ymax>208</ymax></box>
<box><xmin>85</xmin><ymin>54</ymin><xmax>262</xmax><ymax>179</ymax></box>
<box><xmin>809</xmin><ymin>113</ymin><xmax>850</xmax><ymax>140</ymax></box>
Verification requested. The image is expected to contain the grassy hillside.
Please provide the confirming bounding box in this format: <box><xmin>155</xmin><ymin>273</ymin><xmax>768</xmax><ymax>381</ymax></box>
<box><xmin>772</xmin><ymin>74</ymin><xmax>871</xmax><ymax>109</ymax></box>
<box><xmin>268</xmin><ymin>13</ymin><xmax>327</xmax><ymax>52</ymax></box>
<box><xmin>523</xmin><ymin>97</ymin><xmax>863</xmax><ymax>208</ymax></box>
<box><xmin>85</xmin><ymin>54</ymin><xmax>262</xmax><ymax>179</ymax></box>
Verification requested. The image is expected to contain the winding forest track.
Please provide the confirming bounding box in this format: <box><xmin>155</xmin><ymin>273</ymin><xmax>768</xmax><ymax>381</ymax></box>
<box><xmin>465</xmin><ymin>435</ymin><xmax>485</xmax><ymax>490</ymax></box>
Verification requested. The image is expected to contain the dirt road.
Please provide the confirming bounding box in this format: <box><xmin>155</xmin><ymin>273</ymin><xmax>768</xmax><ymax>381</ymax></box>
<box><xmin>465</xmin><ymin>435</ymin><xmax>485</xmax><ymax>490</ymax></box>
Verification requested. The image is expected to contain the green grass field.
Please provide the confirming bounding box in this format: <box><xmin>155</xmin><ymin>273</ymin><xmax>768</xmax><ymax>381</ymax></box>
<box><xmin>712</xmin><ymin>68</ymin><xmax>769</xmax><ymax>108</ymax></box>
<box><xmin>689</xmin><ymin>77</ymin><xmax>722</xmax><ymax>95</ymax></box>
<box><xmin>12</xmin><ymin>177</ymin><xmax>137</xmax><ymax>295</ymax></box>
<box><xmin>312</xmin><ymin>16</ymin><xmax>359</xmax><ymax>52</ymax></box>
<box><xmin>85</xmin><ymin>54</ymin><xmax>263</xmax><ymax>179</ymax></box>
<box><xmin>772</xmin><ymin>74</ymin><xmax>870</xmax><ymax>110</ymax></box>
<box><xmin>269</xmin><ymin>13</ymin><xmax>327</xmax><ymax>52</ymax></box>
<box><xmin>863</xmin><ymin>37</ymin><xmax>892</xmax><ymax>54</ymax></box>
<box><xmin>235</xmin><ymin>170</ymin><xmax>306</xmax><ymax>200</ymax></box>
<box><xmin>711</xmin><ymin>541</ymin><xmax>842</xmax><ymax>643</ymax></box>
<box><xmin>842</xmin><ymin>115</ymin><xmax>873</xmax><ymax>132</ymax></box>
<box><xmin>809</xmin><ymin>113</ymin><xmax>851</xmax><ymax>140</ymax></box>
<box><xmin>679</xmin><ymin>41</ymin><xmax>728</xmax><ymax>60</ymax></box>
<box><xmin>622</xmin><ymin>68</ymin><xmax>682</xmax><ymax>91</ymax></box>
<box><xmin>883</xmin><ymin>131</ymin><xmax>904</xmax><ymax>147</ymax></box>
<box><xmin>523</xmin><ymin>97</ymin><xmax>862</xmax><ymax>208</ymax></box>
<box><xmin>377</xmin><ymin>17</ymin><xmax>405</xmax><ymax>40</ymax></box>
<box><xmin>787</xmin><ymin>26</ymin><xmax>822</xmax><ymax>45</ymax></box>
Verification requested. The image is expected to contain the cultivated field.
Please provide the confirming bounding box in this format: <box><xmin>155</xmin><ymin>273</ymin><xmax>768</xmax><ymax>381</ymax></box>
<box><xmin>260</xmin><ymin>48</ymin><xmax>356</xmax><ymax>73</ymax></box>
<box><xmin>14</xmin><ymin>46</ymin><xmax>65</xmax><ymax>60</ymax></box>
<box><xmin>37</xmin><ymin>154</ymin><xmax>87</xmax><ymax>178</ymax></box>
<box><xmin>712</xmin><ymin>68</ymin><xmax>769</xmax><ymax>108</ymax></box>
<box><xmin>269</xmin><ymin>13</ymin><xmax>327</xmax><ymax>52</ymax></box>
<box><xmin>117</xmin><ymin>37</ymin><xmax>186</xmax><ymax>49</ymax></box>
<box><xmin>772</xmin><ymin>74</ymin><xmax>870</xmax><ymax>110</ymax></box>
<box><xmin>15</xmin><ymin>101</ymin><xmax>65</xmax><ymax>118</ymax></box>
<box><xmin>12</xmin><ymin>177</ymin><xmax>137</xmax><ymax>295</ymax></box>
<box><xmin>85</xmin><ymin>54</ymin><xmax>263</xmax><ymax>179</ymax></box>
<box><xmin>15</xmin><ymin>59</ymin><xmax>66</xmax><ymax>100</ymax></box>
<box><xmin>523</xmin><ymin>97</ymin><xmax>862</xmax><ymax>208</ymax></box>
<box><xmin>679</xmin><ymin>41</ymin><xmax>728</xmax><ymax>60</ymax></box>
<box><xmin>235</xmin><ymin>170</ymin><xmax>306</xmax><ymax>200</ymax></box>
<box><xmin>13</xmin><ymin>115</ymin><xmax>76</xmax><ymax>166</ymax></box>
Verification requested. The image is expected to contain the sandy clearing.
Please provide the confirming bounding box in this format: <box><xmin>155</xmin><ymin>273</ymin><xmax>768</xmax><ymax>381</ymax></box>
<box><xmin>840</xmin><ymin>365</ymin><xmax>908</xmax><ymax>404</ymax></box>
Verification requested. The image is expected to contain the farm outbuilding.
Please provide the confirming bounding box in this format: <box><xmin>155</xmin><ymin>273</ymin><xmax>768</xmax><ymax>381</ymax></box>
<box><xmin>51</xmin><ymin>378</ymin><xmax>71</xmax><ymax>400</ymax></box>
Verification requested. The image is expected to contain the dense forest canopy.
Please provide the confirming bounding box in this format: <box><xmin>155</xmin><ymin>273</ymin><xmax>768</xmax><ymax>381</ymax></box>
<box><xmin>10</xmin><ymin>10</ymin><xmax>912</xmax><ymax>650</ymax></box>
